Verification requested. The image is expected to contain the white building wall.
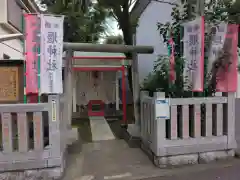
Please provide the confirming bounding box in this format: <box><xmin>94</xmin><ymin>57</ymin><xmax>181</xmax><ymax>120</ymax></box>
<box><xmin>0</xmin><ymin>26</ymin><xmax>23</xmax><ymax>60</ymax></box>
<box><xmin>136</xmin><ymin>1</ymin><xmax>173</xmax><ymax>85</ymax></box>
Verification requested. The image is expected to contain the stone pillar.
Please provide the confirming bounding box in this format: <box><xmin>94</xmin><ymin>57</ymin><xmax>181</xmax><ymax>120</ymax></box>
<box><xmin>65</xmin><ymin>50</ymin><xmax>73</xmax><ymax>127</ymax></box>
<box><xmin>72</xmin><ymin>71</ymin><xmax>77</xmax><ymax>112</ymax></box>
<box><xmin>116</xmin><ymin>72</ymin><xmax>119</xmax><ymax>110</ymax></box>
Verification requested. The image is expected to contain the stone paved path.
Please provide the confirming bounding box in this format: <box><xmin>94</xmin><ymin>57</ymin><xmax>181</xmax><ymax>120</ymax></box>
<box><xmin>61</xmin><ymin>138</ymin><xmax>240</xmax><ymax>180</ymax></box>
<box><xmin>60</xmin><ymin>109</ymin><xmax>240</xmax><ymax>180</ymax></box>
<box><xmin>81</xmin><ymin>140</ymin><xmax>159</xmax><ymax>179</ymax></box>
<box><xmin>62</xmin><ymin>139</ymin><xmax>164</xmax><ymax>180</ymax></box>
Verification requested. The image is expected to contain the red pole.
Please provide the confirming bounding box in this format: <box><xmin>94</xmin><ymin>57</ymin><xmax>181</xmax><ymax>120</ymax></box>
<box><xmin>121</xmin><ymin>66</ymin><xmax>127</xmax><ymax>124</ymax></box>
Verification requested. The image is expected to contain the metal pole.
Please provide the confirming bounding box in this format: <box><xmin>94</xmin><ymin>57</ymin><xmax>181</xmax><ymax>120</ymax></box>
<box><xmin>21</xmin><ymin>15</ymin><xmax>27</xmax><ymax>104</ymax></box>
<box><xmin>63</xmin><ymin>42</ymin><xmax>154</xmax><ymax>54</ymax></box>
<box><xmin>37</xmin><ymin>19</ymin><xmax>41</xmax><ymax>103</ymax></box>
<box><xmin>0</xmin><ymin>34</ymin><xmax>23</xmax><ymax>42</ymax></box>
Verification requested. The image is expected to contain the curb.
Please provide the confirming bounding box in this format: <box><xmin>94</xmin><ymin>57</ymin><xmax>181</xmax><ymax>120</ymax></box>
<box><xmin>235</xmin><ymin>150</ymin><xmax>240</xmax><ymax>158</ymax></box>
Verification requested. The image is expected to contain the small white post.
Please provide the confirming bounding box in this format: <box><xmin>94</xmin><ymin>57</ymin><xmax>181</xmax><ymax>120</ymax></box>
<box><xmin>116</xmin><ymin>72</ymin><xmax>119</xmax><ymax>110</ymax></box>
<box><xmin>153</xmin><ymin>92</ymin><xmax>168</xmax><ymax>156</ymax></box>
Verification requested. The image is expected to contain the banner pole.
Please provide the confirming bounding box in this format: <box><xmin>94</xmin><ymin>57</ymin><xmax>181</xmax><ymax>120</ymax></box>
<box><xmin>38</xmin><ymin>20</ymin><xmax>41</xmax><ymax>103</ymax></box>
<box><xmin>22</xmin><ymin>14</ymin><xmax>27</xmax><ymax>103</ymax></box>
<box><xmin>180</xmin><ymin>25</ymin><xmax>184</xmax><ymax>97</ymax></box>
<box><xmin>167</xmin><ymin>30</ymin><xmax>172</xmax><ymax>97</ymax></box>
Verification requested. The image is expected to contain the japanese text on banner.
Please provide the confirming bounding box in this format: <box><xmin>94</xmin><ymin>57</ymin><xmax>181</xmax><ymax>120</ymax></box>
<box><xmin>25</xmin><ymin>14</ymin><xmax>40</xmax><ymax>94</ymax></box>
<box><xmin>183</xmin><ymin>17</ymin><xmax>204</xmax><ymax>92</ymax></box>
<box><xmin>207</xmin><ymin>23</ymin><xmax>227</xmax><ymax>81</ymax></box>
<box><xmin>40</xmin><ymin>15</ymin><xmax>64</xmax><ymax>94</ymax></box>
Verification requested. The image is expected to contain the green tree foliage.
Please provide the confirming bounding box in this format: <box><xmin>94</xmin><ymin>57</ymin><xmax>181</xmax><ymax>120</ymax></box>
<box><xmin>97</xmin><ymin>0</ymin><xmax>137</xmax><ymax>46</ymax></box>
<box><xmin>41</xmin><ymin>0</ymin><xmax>135</xmax><ymax>93</ymax></box>
<box><xmin>104</xmin><ymin>35</ymin><xmax>124</xmax><ymax>44</ymax></box>
<box><xmin>40</xmin><ymin>0</ymin><xmax>138</xmax><ymax>121</ymax></box>
<box><xmin>142</xmin><ymin>0</ymin><xmax>188</xmax><ymax>97</ymax></box>
<box><xmin>40</xmin><ymin>0</ymin><xmax>109</xmax><ymax>42</ymax></box>
<box><xmin>97</xmin><ymin>0</ymin><xmax>139</xmax><ymax>94</ymax></box>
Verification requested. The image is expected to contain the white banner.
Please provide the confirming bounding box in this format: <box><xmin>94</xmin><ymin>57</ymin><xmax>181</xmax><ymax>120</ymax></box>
<box><xmin>40</xmin><ymin>15</ymin><xmax>64</xmax><ymax>94</ymax></box>
<box><xmin>183</xmin><ymin>17</ymin><xmax>204</xmax><ymax>91</ymax></box>
<box><xmin>207</xmin><ymin>22</ymin><xmax>228</xmax><ymax>79</ymax></box>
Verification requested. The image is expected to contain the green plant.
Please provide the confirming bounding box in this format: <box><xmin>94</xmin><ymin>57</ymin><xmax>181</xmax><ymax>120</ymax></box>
<box><xmin>141</xmin><ymin>0</ymin><xmax>239</xmax><ymax>97</ymax></box>
<box><xmin>141</xmin><ymin>0</ymin><xmax>190</xmax><ymax>97</ymax></box>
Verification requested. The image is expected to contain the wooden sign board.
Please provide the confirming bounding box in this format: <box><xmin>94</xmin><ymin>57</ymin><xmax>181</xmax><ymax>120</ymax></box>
<box><xmin>0</xmin><ymin>67</ymin><xmax>19</xmax><ymax>101</ymax></box>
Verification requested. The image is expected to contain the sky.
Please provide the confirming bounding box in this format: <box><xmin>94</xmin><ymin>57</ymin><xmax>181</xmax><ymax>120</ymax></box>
<box><xmin>103</xmin><ymin>0</ymin><xmax>137</xmax><ymax>37</ymax></box>
<box><xmin>35</xmin><ymin>0</ymin><xmax>47</xmax><ymax>10</ymax></box>
<box><xmin>104</xmin><ymin>17</ymin><xmax>122</xmax><ymax>36</ymax></box>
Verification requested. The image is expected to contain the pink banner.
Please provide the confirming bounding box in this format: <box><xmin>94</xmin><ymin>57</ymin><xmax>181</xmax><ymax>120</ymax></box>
<box><xmin>25</xmin><ymin>14</ymin><xmax>40</xmax><ymax>94</ymax></box>
<box><xmin>216</xmin><ymin>24</ymin><xmax>238</xmax><ymax>92</ymax></box>
<box><xmin>169</xmin><ymin>37</ymin><xmax>176</xmax><ymax>82</ymax></box>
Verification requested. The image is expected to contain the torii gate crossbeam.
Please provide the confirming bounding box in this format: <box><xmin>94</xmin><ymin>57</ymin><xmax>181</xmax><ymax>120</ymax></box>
<box><xmin>0</xmin><ymin>36</ymin><xmax>154</xmax><ymax>54</ymax></box>
<box><xmin>63</xmin><ymin>42</ymin><xmax>154</xmax><ymax>53</ymax></box>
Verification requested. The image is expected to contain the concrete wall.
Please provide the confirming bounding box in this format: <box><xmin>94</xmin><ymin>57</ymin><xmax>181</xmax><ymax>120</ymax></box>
<box><xmin>0</xmin><ymin>26</ymin><xmax>23</xmax><ymax>60</ymax></box>
<box><xmin>136</xmin><ymin>1</ymin><xmax>173</xmax><ymax>85</ymax></box>
<box><xmin>0</xmin><ymin>0</ymin><xmax>7</xmax><ymax>24</ymax></box>
<box><xmin>0</xmin><ymin>0</ymin><xmax>38</xmax><ymax>61</ymax></box>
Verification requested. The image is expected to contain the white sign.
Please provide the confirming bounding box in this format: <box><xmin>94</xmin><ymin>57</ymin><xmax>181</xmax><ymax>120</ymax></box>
<box><xmin>40</xmin><ymin>15</ymin><xmax>64</xmax><ymax>94</ymax></box>
<box><xmin>207</xmin><ymin>22</ymin><xmax>227</xmax><ymax>78</ymax></box>
<box><xmin>155</xmin><ymin>99</ymin><xmax>170</xmax><ymax>119</ymax></box>
<box><xmin>183</xmin><ymin>17</ymin><xmax>204</xmax><ymax>91</ymax></box>
<box><xmin>51</xmin><ymin>100</ymin><xmax>57</xmax><ymax>121</ymax></box>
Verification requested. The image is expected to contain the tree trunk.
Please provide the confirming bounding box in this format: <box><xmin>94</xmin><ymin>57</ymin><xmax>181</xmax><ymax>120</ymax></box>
<box><xmin>119</xmin><ymin>7</ymin><xmax>134</xmax><ymax>94</ymax></box>
<box><xmin>118</xmin><ymin>6</ymin><xmax>136</xmax><ymax>123</ymax></box>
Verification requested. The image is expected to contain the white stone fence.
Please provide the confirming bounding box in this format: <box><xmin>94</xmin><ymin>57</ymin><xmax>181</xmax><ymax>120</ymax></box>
<box><xmin>0</xmin><ymin>95</ymin><xmax>71</xmax><ymax>179</ymax></box>
<box><xmin>140</xmin><ymin>91</ymin><xmax>236</xmax><ymax>167</ymax></box>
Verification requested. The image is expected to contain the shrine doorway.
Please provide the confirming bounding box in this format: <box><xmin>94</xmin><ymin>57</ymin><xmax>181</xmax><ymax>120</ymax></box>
<box><xmin>71</xmin><ymin>53</ymin><xmax>128</xmax><ymax>124</ymax></box>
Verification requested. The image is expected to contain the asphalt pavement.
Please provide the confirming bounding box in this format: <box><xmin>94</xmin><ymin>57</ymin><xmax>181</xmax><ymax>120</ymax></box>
<box><xmin>142</xmin><ymin>159</ymin><xmax>240</xmax><ymax>180</ymax></box>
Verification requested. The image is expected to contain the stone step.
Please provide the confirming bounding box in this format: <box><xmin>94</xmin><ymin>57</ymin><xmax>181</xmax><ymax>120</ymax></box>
<box><xmin>89</xmin><ymin>116</ymin><xmax>115</xmax><ymax>141</ymax></box>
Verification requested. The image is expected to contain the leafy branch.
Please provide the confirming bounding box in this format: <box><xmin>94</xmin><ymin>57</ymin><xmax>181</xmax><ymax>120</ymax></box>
<box><xmin>142</xmin><ymin>0</ymin><xmax>239</xmax><ymax>97</ymax></box>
